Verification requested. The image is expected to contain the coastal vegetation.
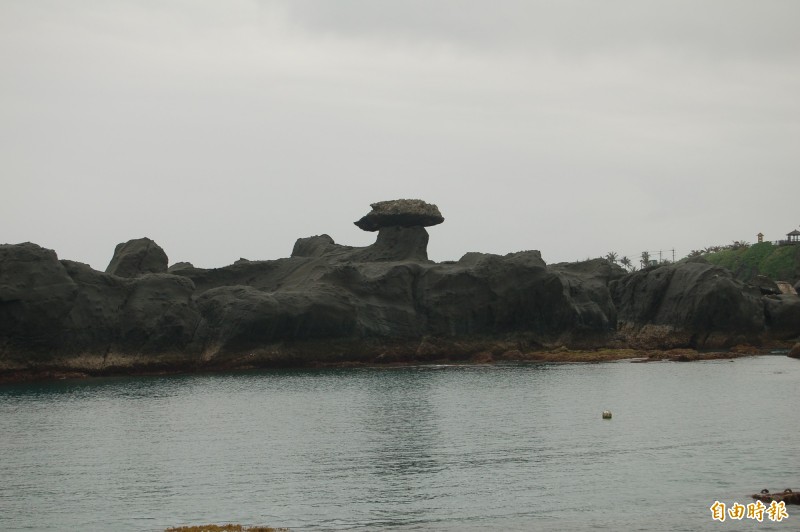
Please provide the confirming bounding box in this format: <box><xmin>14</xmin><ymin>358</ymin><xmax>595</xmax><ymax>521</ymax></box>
<box><xmin>603</xmin><ymin>237</ymin><xmax>799</xmax><ymax>283</ymax></box>
<box><xmin>605</xmin><ymin>251</ymin><xmax>636</xmax><ymax>272</ymax></box>
<box><xmin>693</xmin><ymin>241</ymin><xmax>799</xmax><ymax>282</ymax></box>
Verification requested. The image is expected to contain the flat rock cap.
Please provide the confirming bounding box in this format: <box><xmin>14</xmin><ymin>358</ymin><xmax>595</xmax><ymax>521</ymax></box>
<box><xmin>354</xmin><ymin>199</ymin><xmax>444</xmax><ymax>232</ymax></box>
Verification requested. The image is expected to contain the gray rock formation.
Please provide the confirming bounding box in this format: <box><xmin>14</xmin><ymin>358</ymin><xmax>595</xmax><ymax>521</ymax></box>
<box><xmin>105</xmin><ymin>237</ymin><xmax>168</xmax><ymax>277</ymax></box>
<box><xmin>789</xmin><ymin>343</ymin><xmax>800</xmax><ymax>359</ymax></box>
<box><xmin>1</xmin><ymin>200</ymin><xmax>796</xmax><ymax>379</ymax></box>
<box><xmin>62</xmin><ymin>259</ymin><xmax>200</xmax><ymax>355</ymax></box>
<box><xmin>0</xmin><ymin>243</ymin><xmax>198</xmax><ymax>367</ymax></box>
<box><xmin>354</xmin><ymin>199</ymin><xmax>444</xmax><ymax>231</ymax></box>
<box><xmin>611</xmin><ymin>262</ymin><xmax>765</xmax><ymax>348</ymax></box>
<box><xmin>0</xmin><ymin>243</ymin><xmax>78</xmax><ymax>350</ymax></box>
<box><xmin>549</xmin><ymin>259</ymin><xmax>626</xmax><ymax>336</ymax></box>
<box><xmin>168</xmin><ymin>262</ymin><xmax>194</xmax><ymax>272</ymax></box>
<box><xmin>349</xmin><ymin>226</ymin><xmax>430</xmax><ymax>261</ymax></box>
<box><xmin>181</xmin><ymin>245</ymin><xmax>616</xmax><ymax>361</ymax></box>
<box><xmin>751</xmin><ymin>275</ymin><xmax>781</xmax><ymax>295</ymax></box>
<box><xmin>763</xmin><ymin>294</ymin><xmax>800</xmax><ymax>340</ymax></box>
<box><xmin>291</xmin><ymin>234</ymin><xmax>349</xmax><ymax>258</ymax></box>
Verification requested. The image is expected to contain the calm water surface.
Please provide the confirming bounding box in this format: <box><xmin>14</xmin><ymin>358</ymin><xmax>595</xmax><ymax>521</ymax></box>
<box><xmin>1</xmin><ymin>356</ymin><xmax>798</xmax><ymax>531</ymax></box>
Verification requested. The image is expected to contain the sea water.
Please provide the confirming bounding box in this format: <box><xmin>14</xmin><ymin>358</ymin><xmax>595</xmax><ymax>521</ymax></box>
<box><xmin>1</xmin><ymin>356</ymin><xmax>798</xmax><ymax>531</ymax></box>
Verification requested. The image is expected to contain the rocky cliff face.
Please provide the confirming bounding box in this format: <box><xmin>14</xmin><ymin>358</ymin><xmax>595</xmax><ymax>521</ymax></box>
<box><xmin>611</xmin><ymin>262</ymin><xmax>766</xmax><ymax>348</ymax></box>
<box><xmin>1</xmin><ymin>199</ymin><xmax>798</xmax><ymax>378</ymax></box>
<box><xmin>0</xmin><ymin>244</ymin><xmax>200</xmax><ymax>372</ymax></box>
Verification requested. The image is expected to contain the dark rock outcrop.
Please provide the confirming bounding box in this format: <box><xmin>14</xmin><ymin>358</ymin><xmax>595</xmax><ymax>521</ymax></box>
<box><xmin>545</xmin><ymin>258</ymin><xmax>624</xmax><ymax>339</ymax></box>
<box><xmin>105</xmin><ymin>237</ymin><xmax>168</xmax><ymax>277</ymax></box>
<box><xmin>611</xmin><ymin>262</ymin><xmax>765</xmax><ymax>348</ymax></box>
<box><xmin>0</xmin><ymin>243</ymin><xmax>78</xmax><ymax>350</ymax></box>
<box><xmin>1</xmin><ymin>243</ymin><xmax>199</xmax><ymax>372</ymax></box>
<box><xmin>354</xmin><ymin>199</ymin><xmax>444</xmax><ymax>231</ymax></box>
<box><xmin>763</xmin><ymin>295</ymin><xmax>800</xmax><ymax>340</ymax></box>
<box><xmin>751</xmin><ymin>275</ymin><xmax>781</xmax><ymax>295</ymax></box>
<box><xmin>180</xmin><ymin>245</ymin><xmax>617</xmax><ymax>363</ymax></box>
<box><xmin>1</xmin><ymin>200</ymin><xmax>795</xmax><ymax>379</ymax></box>
<box><xmin>751</xmin><ymin>489</ymin><xmax>800</xmax><ymax>505</ymax></box>
<box><xmin>291</xmin><ymin>234</ymin><xmax>347</xmax><ymax>258</ymax></box>
<box><xmin>349</xmin><ymin>226</ymin><xmax>430</xmax><ymax>261</ymax></box>
<box><xmin>168</xmin><ymin>262</ymin><xmax>194</xmax><ymax>272</ymax></box>
<box><xmin>789</xmin><ymin>343</ymin><xmax>800</xmax><ymax>359</ymax></box>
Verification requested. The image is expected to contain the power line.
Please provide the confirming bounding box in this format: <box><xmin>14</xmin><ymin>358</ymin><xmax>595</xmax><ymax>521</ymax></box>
<box><xmin>637</xmin><ymin>249</ymin><xmax>677</xmax><ymax>265</ymax></box>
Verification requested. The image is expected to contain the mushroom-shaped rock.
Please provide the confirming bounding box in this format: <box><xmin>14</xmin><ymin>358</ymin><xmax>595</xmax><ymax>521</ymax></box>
<box><xmin>105</xmin><ymin>237</ymin><xmax>168</xmax><ymax>278</ymax></box>
<box><xmin>354</xmin><ymin>199</ymin><xmax>444</xmax><ymax>232</ymax></box>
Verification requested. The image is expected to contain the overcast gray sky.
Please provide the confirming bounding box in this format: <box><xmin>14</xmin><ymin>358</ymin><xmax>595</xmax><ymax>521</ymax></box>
<box><xmin>2</xmin><ymin>1</ymin><xmax>799</xmax><ymax>269</ymax></box>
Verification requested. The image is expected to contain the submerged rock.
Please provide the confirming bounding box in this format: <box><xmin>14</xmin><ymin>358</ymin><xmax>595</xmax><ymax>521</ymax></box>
<box><xmin>751</xmin><ymin>489</ymin><xmax>800</xmax><ymax>505</ymax></box>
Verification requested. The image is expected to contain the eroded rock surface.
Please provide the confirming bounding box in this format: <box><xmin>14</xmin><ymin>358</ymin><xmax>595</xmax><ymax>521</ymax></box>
<box><xmin>611</xmin><ymin>261</ymin><xmax>766</xmax><ymax>348</ymax></box>
<box><xmin>751</xmin><ymin>275</ymin><xmax>781</xmax><ymax>295</ymax></box>
<box><xmin>2</xmin><ymin>200</ymin><xmax>798</xmax><ymax>379</ymax></box>
<box><xmin>789</xmin><ymin>343</ymin><xmax>800</xmax><ymax>359</ymax></box>
<box><xmin>354</xmin><ymin>199</ymin><xmax>444</xmax><ymax>231</ymax></box>
<box><xmin>0</xmin><ymin>243</ymin><xmax>199</xmax><ymax>371</ymax></box>
<box><xmin>105</xmin><ymin>237</ymin><xmax>168</xmax><ymax>277</ymax></box>
<box><xmin>764</xmin><ymin>295</ymin><xmax>800</xmax><ymax>340</ymax></box>
<box><xmin>0</xmin><ymin>243</ymin><xmax>78</xmax><ymax>350</ymax></box>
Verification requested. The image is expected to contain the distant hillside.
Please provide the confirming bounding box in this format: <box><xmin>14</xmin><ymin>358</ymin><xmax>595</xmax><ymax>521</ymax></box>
<box><xmin>701</xmin><ymin>242</ymin><xmax>800</xmax><ymax>283</ymax></box>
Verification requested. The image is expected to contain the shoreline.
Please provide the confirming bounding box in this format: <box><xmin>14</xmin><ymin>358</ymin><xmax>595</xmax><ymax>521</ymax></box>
<box><xmin>1</xmin><ymin>345</ymin><xmax>793</xmax><ymax>385</ymax></box>
<box><xmin>4</xmin><ymin>232</ymin><xmax>798</xmax><ymax>387</ymax></box>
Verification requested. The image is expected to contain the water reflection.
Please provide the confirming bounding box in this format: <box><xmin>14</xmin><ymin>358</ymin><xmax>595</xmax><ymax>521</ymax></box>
<box><xmin>346</xmin><ymin>368</ymin><xmax>443</xmax><ymax>527</ymax></box>
<box><xmin>1</xmin><ymin>358</ymin><xmax>799</xmax><ymax>531</ymax></box>
<box><xmin>363</xmin><ymin>368</ymin><xmax>442</xmax><ymax>474</ymax></box>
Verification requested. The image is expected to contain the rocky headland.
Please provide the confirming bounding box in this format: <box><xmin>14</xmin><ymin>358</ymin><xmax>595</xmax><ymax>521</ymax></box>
<box><xmin>1</xmin><ymin>199</ymin><xmax>799</xmax><ymax>382</ymax></box>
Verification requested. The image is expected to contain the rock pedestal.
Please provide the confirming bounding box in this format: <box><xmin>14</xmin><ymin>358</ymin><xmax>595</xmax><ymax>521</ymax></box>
<box><xmin>350</xmin><ymin>226</ymin><xmax>430</xmax><ymax>262</ymax></box>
